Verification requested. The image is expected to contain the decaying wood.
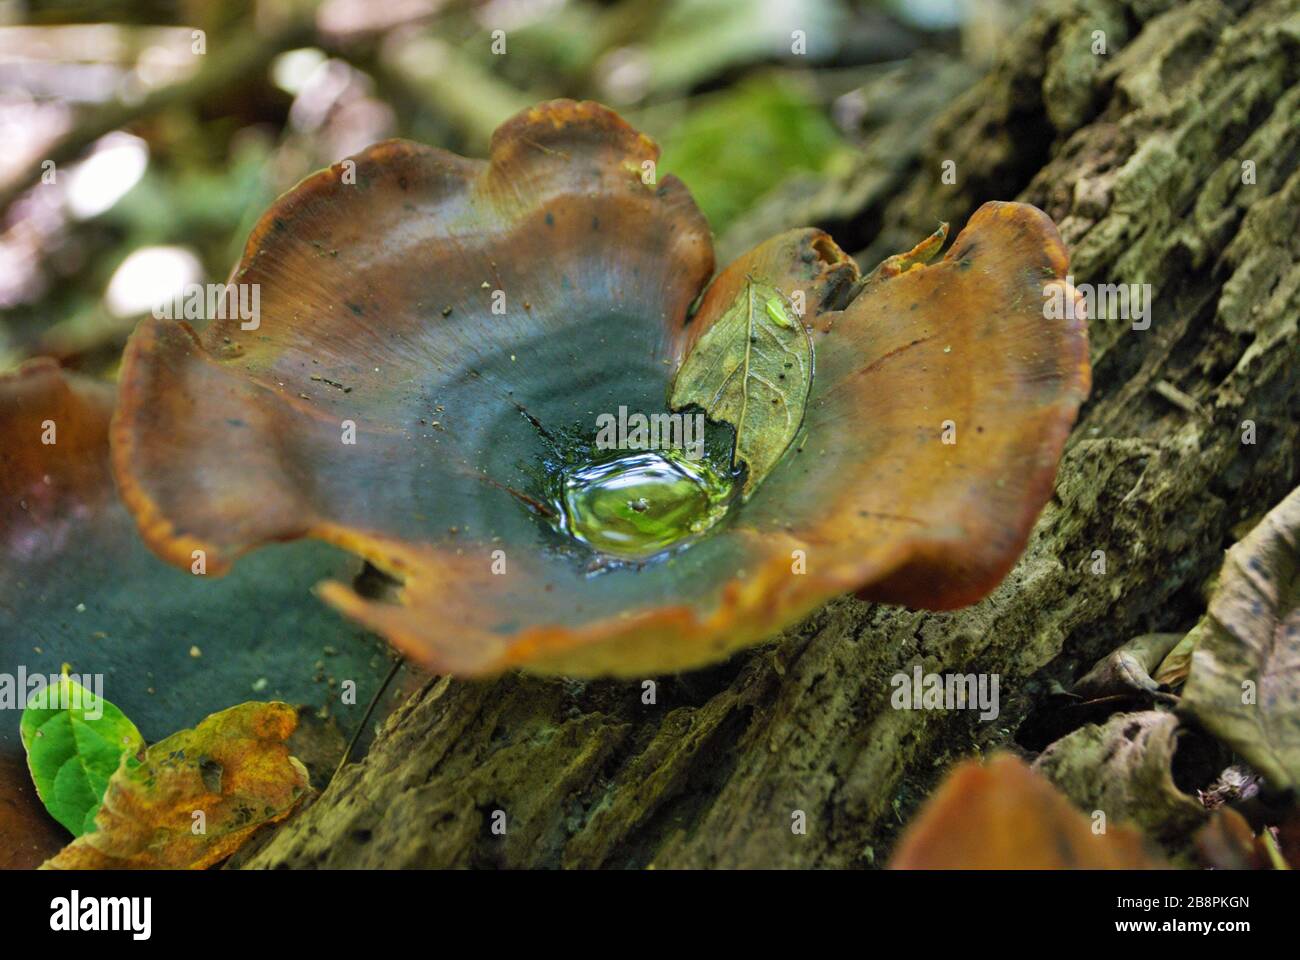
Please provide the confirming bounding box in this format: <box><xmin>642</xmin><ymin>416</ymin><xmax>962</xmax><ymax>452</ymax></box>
<box><xmin>248</xmin><ymin>0</ymin><xmax>1300</xmax><ymax>868</ymax></box>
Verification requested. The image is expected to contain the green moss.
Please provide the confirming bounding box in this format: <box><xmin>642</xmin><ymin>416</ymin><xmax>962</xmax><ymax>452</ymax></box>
<box><xmin>659</xmin><ymin>76</ymin><xmax>846</xmax><ymax>231</ymax></box>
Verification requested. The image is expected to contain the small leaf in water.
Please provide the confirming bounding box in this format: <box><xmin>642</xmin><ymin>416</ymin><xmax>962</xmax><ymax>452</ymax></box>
<box><xmin>553</xmin><ymin>450</ymin><xmax>733</xmax><ymax>561</ymax></box>
<box><xmin>21</xmin><ymin>673</ymin><xmax>144</xmax><ymax>837</ymax></box>
<box><xmin>671</xmin><ymin>278</ymin><xmax>811</xmax><ymax>497</ymax></box>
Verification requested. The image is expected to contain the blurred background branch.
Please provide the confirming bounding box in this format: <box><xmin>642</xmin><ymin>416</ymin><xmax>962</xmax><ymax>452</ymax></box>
<box><xmin>0</xmin><ymin>0</ymin><xmax>972</xmax><ymax>370</ymax></box>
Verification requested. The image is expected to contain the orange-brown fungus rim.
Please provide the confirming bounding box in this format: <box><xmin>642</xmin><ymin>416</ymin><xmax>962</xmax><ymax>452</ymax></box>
<box><xmin>110</xmin><ymin>99</ymin><xmax>714</xmax><ymax>579</ymax></box>
<box><xmin>314</xmin><ymin>205</ymin><xmax>1087</xmax><ymax>677</ymax></box>
<box><xmin>2</xmin><ymin>358</ymin><xmax>116</xmax><ymax>515</ymax></box>
<box><xmin>840</xmin><ymin>203</ymin><xmax>1086</xmax><ymax>610</ymax></box>
<box><xmin>111</xmin><ymin>322</ymin><xmax>248</xmax><ymax>575</ymax></box>
<box><xmin>108</xmin><ymin>98</ymin><xmax>1090</xmax><ymax>678</ymax></box>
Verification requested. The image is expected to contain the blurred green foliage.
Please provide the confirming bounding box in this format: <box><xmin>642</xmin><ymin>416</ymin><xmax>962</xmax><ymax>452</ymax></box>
<box><xmin>659</xmin><ymin>75</ymin><xmax>846</xmax><ymax>232</ymax></box>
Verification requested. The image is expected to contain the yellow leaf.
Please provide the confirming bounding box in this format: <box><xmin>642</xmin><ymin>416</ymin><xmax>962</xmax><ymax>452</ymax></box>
<box><xmin>42</xmin><ymin>701</ymin><xmax>308</xmax><ymax>870</ymax></box>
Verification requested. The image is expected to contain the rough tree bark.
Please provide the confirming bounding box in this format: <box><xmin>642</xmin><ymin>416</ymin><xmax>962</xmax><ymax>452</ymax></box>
<box><xmin>248</xmin><ymin>0</ymin><xmax>1300</xmax><ymax>868</ymax></box>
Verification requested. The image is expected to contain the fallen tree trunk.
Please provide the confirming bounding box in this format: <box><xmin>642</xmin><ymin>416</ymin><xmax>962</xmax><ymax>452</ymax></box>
<box><xmin>248</xmin><ymin>0</ymin><xmax>1300</xmax><ymax>868</ymax></box>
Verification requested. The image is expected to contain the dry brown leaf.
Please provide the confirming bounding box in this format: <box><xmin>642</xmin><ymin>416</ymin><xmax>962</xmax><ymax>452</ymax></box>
<box><xmin>42</xmin><ymin>701</ymin><xmax>308</xmax><ymax>869</ymax></box>
<box><xmin>1073</xmin><ymin>633</ymin><xmax>1184</xmax><ymax>700</ymax></box>
<box><xmin>1153</xmin><ymin>620</ymin><xmax>1209</xmax><ymax>689</ymax></box>
<box><xmin>1032</xmin><ymin>711</ymin><xmax>1211</xmax><ymax>844</ymax></box>
<box><xmin>889</xmin><ymin>754</ymin><xmax>1162</xmax><ymax>869</ymax></box>
<box><xmin>1181</xmin><ymin>485</ymin><xmax>1300</xmax><ymax>792</ymax></box>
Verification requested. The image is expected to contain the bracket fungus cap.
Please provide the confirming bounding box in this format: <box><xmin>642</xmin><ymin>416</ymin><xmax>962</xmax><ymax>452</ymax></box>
<box><xmin>112</xmin><ymin>100</ymin><xmax>1090</xmax><ymax>677</ymax></box>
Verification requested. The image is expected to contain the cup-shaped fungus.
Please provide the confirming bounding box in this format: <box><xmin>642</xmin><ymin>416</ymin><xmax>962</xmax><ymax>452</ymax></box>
<box><xmin>113</xmin><ymin>100</ymin><xmax>1089</xmax><ymax>678</ymax></box>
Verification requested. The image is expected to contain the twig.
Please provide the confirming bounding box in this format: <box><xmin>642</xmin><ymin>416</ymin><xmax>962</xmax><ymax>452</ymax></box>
<box><xmin>1152</xmin><ymin>379</ymin><xmax>1210</xmax><ymax>419</ymax></box>
<box><xmin>0</xmin><ymin>16</ymin><xmax>316</xmax><ymax>216</ymax></box>
<box><xmin>330</xmin><ymin>654</ymin><xmax>404</xmax><ymax>785</ymax></box>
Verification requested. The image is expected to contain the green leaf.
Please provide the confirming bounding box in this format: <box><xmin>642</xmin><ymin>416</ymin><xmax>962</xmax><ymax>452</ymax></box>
<box><xmin>671</xmin><ymin>277</ymin><xmax>811</xmax><ymax>497</ymax></box>
<box><xmin>20</xmin><ymin>673</ymin><xmax>144</xmax><ymax>837</ymax></box>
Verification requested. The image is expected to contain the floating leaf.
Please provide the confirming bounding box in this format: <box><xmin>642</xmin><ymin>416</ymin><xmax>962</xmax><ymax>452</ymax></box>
<box><xmin>42</xmin><ymin>701</ymin><xmax>308</xmax><ymax>869</ymax></box>
<box><xmin>20</xmin><ymin>673</ymin><xmax>143</xmax><ymax>837</ymax></box>
<box><xmin>889</xmin><ymin>754</ymin><xmax>1161</xmax><ymax>869</ymax></box>
<box><xmin>1181</xmin><ymin>485</ymin><xmax>1300</xmax><ymax>792</ymax></box>
<box><xmin>671</xmin><ymin>277</ymin><xmax>811</xmax><ymax>496</ymax></box>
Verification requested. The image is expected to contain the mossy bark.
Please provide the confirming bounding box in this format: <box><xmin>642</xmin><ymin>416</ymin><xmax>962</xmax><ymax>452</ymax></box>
<box><xmin>248</xmin><ymin>0</ymin><xmax>1300</xmax><ymax>869</ymax></box>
